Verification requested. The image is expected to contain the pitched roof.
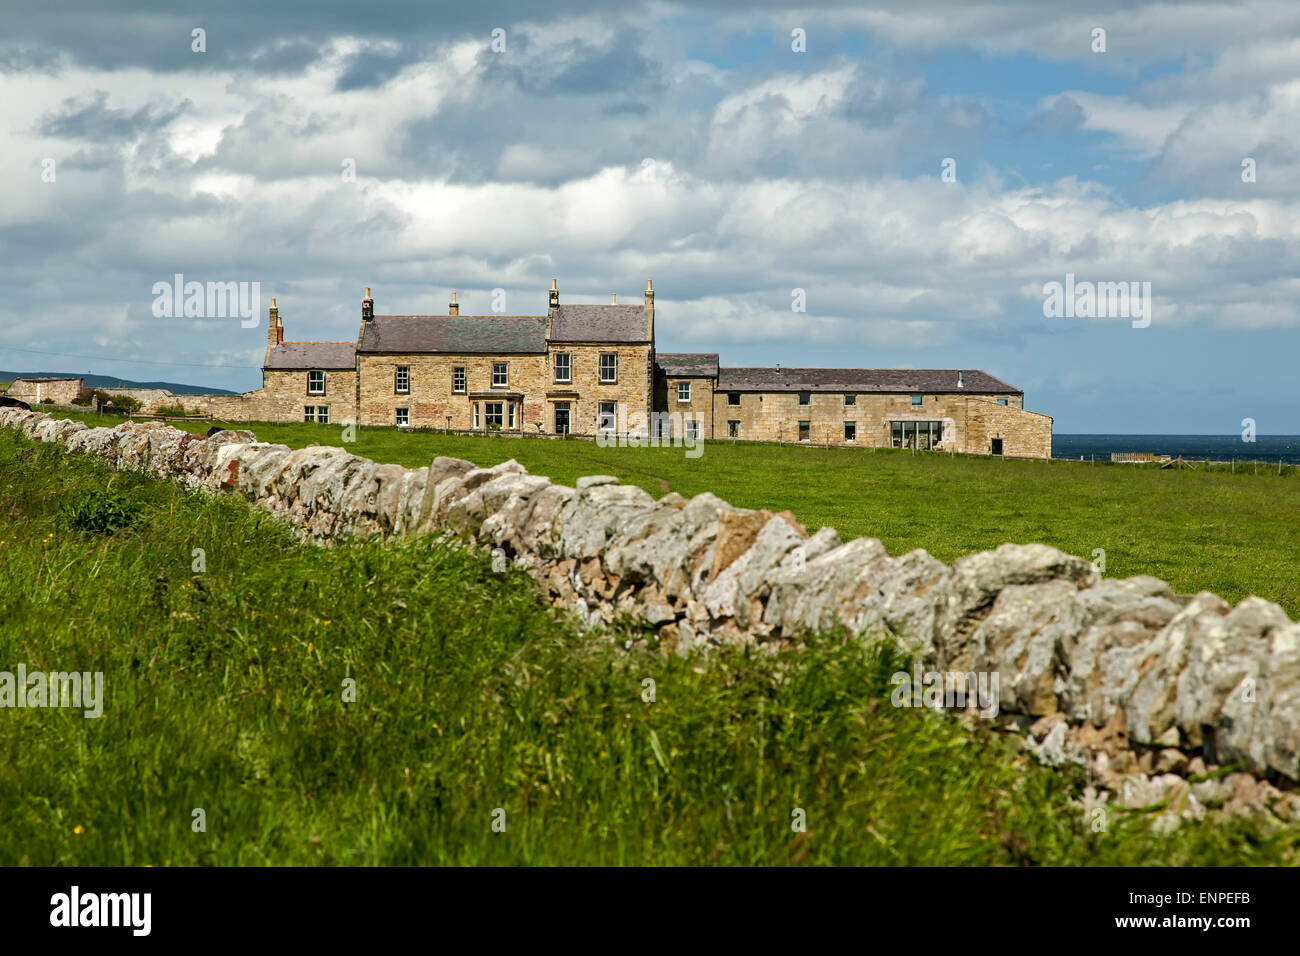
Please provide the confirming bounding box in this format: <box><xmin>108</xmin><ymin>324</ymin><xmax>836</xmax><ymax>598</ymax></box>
<box><xmin>549</xmin><ymin>304</ymin><xmax>648</xmax><ymax>343</ymax></box>
<box><xmin>655</xmin><ymin>353</ymin><xmax>719</xmax><ymax>378</ymax></box>
<box><xmin>12</xmin><ymin>376</ymin><xmax>83</xmax><ymax>384</ymax></box>
<box><xmin>358</xmin><ymin>315</ymin><xmax>548</xmax><ymax>354</ymax></box>
<box><xmin>715</xmin><ymin>368</ymin><xmax>1021</xmax><ymax>394</ymax></box>
<box><xmin>265</xmin><ymin>342</ymin><xmax>357</xmax><ymax>370</ymax></box>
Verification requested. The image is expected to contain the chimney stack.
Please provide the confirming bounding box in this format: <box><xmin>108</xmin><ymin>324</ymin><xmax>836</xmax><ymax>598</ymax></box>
<box><xmin>269</xmin><ymin>298</ymin><xmax>284</xmax><ymax>342</ymax></box>
<box><xmin>644</xmin><ymin>279</ymin><xmax>654</xmax><ymax>340</ymax></box>
<box><xmin>549</xmin><ymin>278</ymin><xmax>559</xmax><ymax>311</ymax></box>
<box><xmin>448</xmin><ymin>291</ymin><xmax>459</xmax><ymax>316</ymax></box>
<box><xmin>362</xmin><ymin>287</ymin><xmax>373</xmax><ymax>321</ymax></box>
<box><xmin>265</xmin><ymin>297</ymin><xmax>282</xmax><ymax>365</ymax></box>
<box><xmin>611</xmin><ymin>292</ymin><xmax>617</xmax><ymax>304</ymax></box>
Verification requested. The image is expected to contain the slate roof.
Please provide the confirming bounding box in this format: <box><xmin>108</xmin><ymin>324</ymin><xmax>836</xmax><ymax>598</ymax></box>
<box><xmin>549</xmin><ymin>304</ymin><xmax>648</xmax><ymax>343</ymax></box>
<box><xmin>358</xmin><ymin>315</ymin><xmax>548</xmax><ymax>354</ymax></box>
<box><xmin>715</xmin><ymin>368</ymin><xmax>1021</xmax><ymax>394</ymax></box>
<box><xmin>265</xmin><ymin>342</ymin><xmax>357</xmax><ymax>370</ymax></box>
<box><xmin>655</xmin><ymin>353</ymin><xmax>720</xmax><ymax>378</ymax></box>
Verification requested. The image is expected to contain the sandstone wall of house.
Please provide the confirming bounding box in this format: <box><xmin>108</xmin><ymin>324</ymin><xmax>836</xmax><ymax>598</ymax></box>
<box><xmin>357</xmin><ymin>353</ymin><xmax>545</xmax><ymax>430</ymax></box>
<box><xmin>963</xmin><ymin>397</ymin><xmax>1053</xmax><ymax>459</ymax></box>
<box><xmin>657</xmin><ymin>373</ymin><xmax>716</xmax><ymax>438</ymax></box>
<box><xmin>184</xmin><ymin>369</ymin><xmax>358</xmax><ymax>423</ymax></box>
<box><xmin>355</xmin><ymin>345</ymin><xmax>652</xmax><ymax>435</ymax></box>
<box><xmin>4</xmin><ymin>407</ymin><xmax>1296</xmax><ymax>823</ymax></box>
<box><xmin>710</xmin><ymin>390</ymin><xmax>1051</xmax><ymax>455</ymax></box>
<box><xmin>550</xmin><ymin>343</ymin><xmax>653</xmax><ymax>436</ymax></box>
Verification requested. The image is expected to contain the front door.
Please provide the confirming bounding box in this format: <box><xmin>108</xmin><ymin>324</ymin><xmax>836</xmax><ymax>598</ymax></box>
<box><xmin>554</xmin><ymin>403</ymin><xmax>570</xmax><ymax>435</ymax></box>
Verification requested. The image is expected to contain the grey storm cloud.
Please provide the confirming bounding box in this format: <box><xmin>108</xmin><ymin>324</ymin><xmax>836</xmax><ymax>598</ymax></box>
<box><xmin>38</xmin><ymin>90</ymin><xmax>190</xmax><ymax>140</ymax></box>
<box><xmin>0</xmin><ymin>0</ymin><xmax>659</xmax><ymax>72</ymax></box>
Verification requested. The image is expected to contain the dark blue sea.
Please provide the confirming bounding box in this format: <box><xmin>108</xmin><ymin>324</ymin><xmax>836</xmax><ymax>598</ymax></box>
<box><xmin>1053</xmin><ymin>435</ymin><xmax>1300</xmax><ymax>464</ymax></box>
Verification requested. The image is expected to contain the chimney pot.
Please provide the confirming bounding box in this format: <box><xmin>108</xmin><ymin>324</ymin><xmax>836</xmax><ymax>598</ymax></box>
<box><xmin>362</xmin><ymin>287</ymin><xmax>374</xmax><ymax>321</ymax></box>
<box><xmin>549</xmin><ymin>278</ymin><xmax>559</xmax><ymax>310</ymax></box>
<box><xmin>611</xmin><ymin>293</ymin><xmax>617</xmax><ymax>304</ymax></box>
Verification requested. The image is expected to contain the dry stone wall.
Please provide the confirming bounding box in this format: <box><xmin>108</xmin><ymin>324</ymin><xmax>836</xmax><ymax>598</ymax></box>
<box><xmin>4</xmin><ymin>408</ymin><xmax>1298</xmax><ymax>824</ymax></box>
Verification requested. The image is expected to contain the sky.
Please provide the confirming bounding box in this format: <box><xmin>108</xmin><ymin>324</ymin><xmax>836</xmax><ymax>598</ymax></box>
<box><xmin>1</xmin><ymin>0</ymin><xmax>1298</xmax><ymax>433</ymax></box>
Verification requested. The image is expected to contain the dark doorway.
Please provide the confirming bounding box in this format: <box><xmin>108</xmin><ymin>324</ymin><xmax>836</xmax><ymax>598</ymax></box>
<box><xmin>991</xmin><ymin>438</ymin><xmax>1003</xmax><ymax>455</ymax></box>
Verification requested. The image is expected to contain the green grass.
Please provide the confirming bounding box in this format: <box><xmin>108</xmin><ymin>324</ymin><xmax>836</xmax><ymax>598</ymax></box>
<box><xmin>54</xmin><ymin>410</ymin><xmax>1300</xmax><ymax>618</ymax></box>
<box><xmin>1</xmin><ymin>427</ymin><xmax>1297</xmax><ymax>865</ymax></box>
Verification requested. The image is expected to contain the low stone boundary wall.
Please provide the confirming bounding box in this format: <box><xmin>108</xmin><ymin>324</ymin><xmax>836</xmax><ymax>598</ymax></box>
<box><xmin>4</xmin><ymin>409</ymin><xmax>1298</xmax><ymax>825</ymax></box>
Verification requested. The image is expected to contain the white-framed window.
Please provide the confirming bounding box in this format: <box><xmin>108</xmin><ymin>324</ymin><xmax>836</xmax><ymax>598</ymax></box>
<box><xmin>485</xmin><ymin>402</ymin><xmax>504</xmax><ymax>428</ymax></box>
<box><xmin>727</xmin><ymin>420</ymin><xmax>739</xmax><ymax>438</ymax></box>
<box><xmin>307</xmin><ymin>370</ymin><xmax>325</xmax><ymax>395</ymax></box>
<box><xmin>492</xmin><ymin>362</ymin><xmax>508</xmax><ymax>388</ymax></box>
<box><xmin>891</xmin><ymin>420</ymin><xmax>944</xmax><ymax>450</ymax></box>
<box><xmin>508</xmin><ymin>402</ymin><xmax>516</xmax><ymax>429</ymax></box>
<box><xmin>396</xmin><ymin>407</ymin><xmax>409</xmax><ymax>427</ymax></box>
<box><xmin>685</xmin><ymin>419</ymin><xmax>700</xmax><ymax>440</ymax></box>
<box><xmin>472</xmin><ymin>404</ymin><xmax>479</xmax><ymax>429</ymax></box>
<box><xmin>599</xmin><ymin>353</ymin><xmax>617</xmax><ymax>384</ymax></box>
<box><xmin>844</xmin><ymin>421</ymin><xmax>856</xmax><ymax>442</ymax></box>
<box><xmin>317</xmin><ymin>406</ymin><xmax>329</xmax><ymax>425</ymax></box>
<box><xmin>304</xmin><ymin>406</ymin><xmax>316</xmax><ymax>422</ymax></box>
<box><xmin>453</xmin><ymin>366</ymin><xmax>466</xmax><ymax>393</ymax></box>
<box><xmin>554</xmin><ymin>353</ymin><xmax>571</xmax><ymax>383</ymax></box>
<box><xmin>395</xmin><ymin>366</ymin><xmax>410</xmax><ymax>394</ymax></box>
<box><xmin>676</xmin><ymin>381</ymin><xmax>691</xmax><ymax>402</ymax></box>
<box><xmin>598</xmin><ymin>400</ymin><xmax>616</xmax><ymax>432</ymax></box>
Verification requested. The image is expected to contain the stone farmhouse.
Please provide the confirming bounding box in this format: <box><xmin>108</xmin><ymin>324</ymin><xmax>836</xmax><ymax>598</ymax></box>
<box><xmin>178</xmin><ymin>281</ymin><xmax>1052</xmax><ymax>458</ymax></box>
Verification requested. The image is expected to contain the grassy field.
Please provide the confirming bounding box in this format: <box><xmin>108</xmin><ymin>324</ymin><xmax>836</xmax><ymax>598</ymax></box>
<box><xmin>52</xmin><ymin>410</ymin><xmax>1300</xmax><ymax>618</ymax></box>
<box><xmin>2</xmin><ymin>426</ymin><xmax>1296</xmax><ymax>865</ymax></box>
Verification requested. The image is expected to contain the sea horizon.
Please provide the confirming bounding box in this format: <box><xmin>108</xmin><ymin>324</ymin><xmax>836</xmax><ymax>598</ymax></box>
<box><xmin>1052</xmin><ymin>433</ymin><xmax>1300</xmax><ymax>463</ymax></box>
